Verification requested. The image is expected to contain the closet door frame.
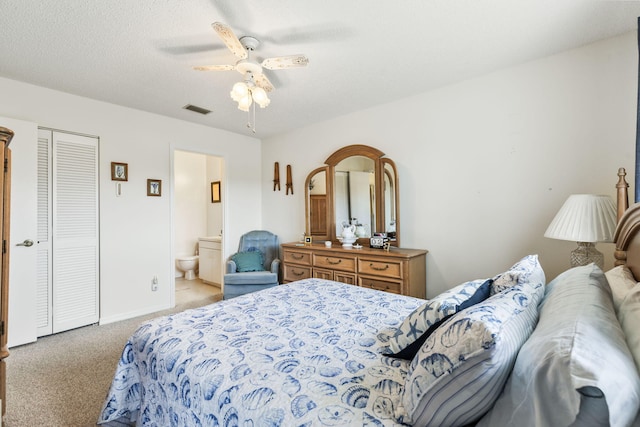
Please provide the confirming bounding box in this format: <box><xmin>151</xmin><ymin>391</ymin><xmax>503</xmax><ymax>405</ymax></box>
<box><xmin>37</xmin><ymin>128</ymin><xmax>100</xmax><ymax>336</ymax></box>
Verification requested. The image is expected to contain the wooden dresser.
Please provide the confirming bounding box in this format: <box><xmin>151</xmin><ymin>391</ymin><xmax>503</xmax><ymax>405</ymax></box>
<box><xmin>282</xmin><ymin>242</ymin><xmax>427</xmax><ymax>298</ymax></box>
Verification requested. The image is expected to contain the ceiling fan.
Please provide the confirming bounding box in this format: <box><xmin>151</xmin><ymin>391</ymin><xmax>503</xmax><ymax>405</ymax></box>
<box><xmin>194</xmin><ymin>22</ymin><xmax>309</xmax><ymax>94</ymax></box>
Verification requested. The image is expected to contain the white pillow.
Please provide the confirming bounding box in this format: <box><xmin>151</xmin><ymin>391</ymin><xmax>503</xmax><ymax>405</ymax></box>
<box><xmin>479</xmin><ymin>264</ymin><xmax>640</xmax><ymax>427</ymax></box>
<box><xmin>605</xmin><ymin>265</ymin><xmax>637</xmax><ymax>313</ymax></box>
<box><xmin>618</xmin><ymin>283</ymin><xmax>640</xmax><ymax>373</ymax></box>
<box><xmin>401</xmin><ymin>274</ymin><xmax>545</xmax><ymax>426</ymax></box>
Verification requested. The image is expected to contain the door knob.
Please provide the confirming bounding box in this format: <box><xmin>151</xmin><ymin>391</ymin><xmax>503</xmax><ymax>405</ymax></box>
<box><xmin>16</xmin><ymin>239</ymin><xmax>34</xmax><ymax>247</ymax></box>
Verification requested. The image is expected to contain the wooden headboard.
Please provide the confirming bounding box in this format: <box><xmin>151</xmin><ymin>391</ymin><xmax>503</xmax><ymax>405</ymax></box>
<box><xmin>614</xmin><ymin>168</ymin><xmax>640</xmax><ymax>278</ymax></box>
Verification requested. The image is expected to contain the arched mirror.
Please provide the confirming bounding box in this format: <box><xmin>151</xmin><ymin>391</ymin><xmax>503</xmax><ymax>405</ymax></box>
<box><xmin>305</xmin><ymin>145</ymin><xmax>400</xmax><ymax>246</ymax></box>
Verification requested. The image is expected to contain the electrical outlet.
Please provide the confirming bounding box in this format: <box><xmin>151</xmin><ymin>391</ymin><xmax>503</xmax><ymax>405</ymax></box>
<box><xmin>151</xmin><ymin>275</ymin><xmax>158</xmax><ymax>291</ymax></box>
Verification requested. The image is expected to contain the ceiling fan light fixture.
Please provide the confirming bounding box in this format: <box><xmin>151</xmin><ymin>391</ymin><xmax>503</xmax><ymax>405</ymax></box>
<box><xmin>237</xmin><ymin>93</ymin><xmax>253</xmax><ymax>112</ymax></box>
<box><xmin>195</xmin><ymin>22</ymin><xmax>308</xmax><ymax>133</ymax></box>
<box><xmin>230</xmin><ymin>81</ymin><xmax>249</xmax><ymax>102</ymax></box>
<box><xmin>251</xmin><ymin>86</ymin><xmax>270</xmax><ymax>108</ymax></box>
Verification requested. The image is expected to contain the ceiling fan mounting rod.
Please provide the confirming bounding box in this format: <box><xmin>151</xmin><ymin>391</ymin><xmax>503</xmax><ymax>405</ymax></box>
<box><xmin>240</xmin><ymin>36</ymin><xmax>260</xmax><ymax>51</ymax></box>
<box><xmin>236</xmin><ymin>36</ymin><xmax>263</xmax><ymax>77</ymax></box>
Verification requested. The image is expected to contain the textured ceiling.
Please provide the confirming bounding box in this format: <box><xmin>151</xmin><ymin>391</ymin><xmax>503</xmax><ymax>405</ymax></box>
<box><xmin>1</xmin><ymin>1</ymin><xmax>639</xmax><ymax>139</ymax></box>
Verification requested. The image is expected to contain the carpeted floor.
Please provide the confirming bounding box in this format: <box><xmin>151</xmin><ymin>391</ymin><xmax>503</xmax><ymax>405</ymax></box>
<box><xmin>4</xmin><ymin>279</ymin><xmax>222</xmax><ymax>427</ymax></box>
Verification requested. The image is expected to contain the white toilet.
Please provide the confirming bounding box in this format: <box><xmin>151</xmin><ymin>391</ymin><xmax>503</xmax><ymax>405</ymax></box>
<box><xmin>176</xmin><ymin>255</ymin><xmax>199</xmax><ymax>280</ymax></box>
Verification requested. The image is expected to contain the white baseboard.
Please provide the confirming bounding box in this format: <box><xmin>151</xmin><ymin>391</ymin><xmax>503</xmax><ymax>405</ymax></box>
<box><xmin>99</xmin><ymin>303</ymin><xmax>170</xmax><ymax>326</ymax></box>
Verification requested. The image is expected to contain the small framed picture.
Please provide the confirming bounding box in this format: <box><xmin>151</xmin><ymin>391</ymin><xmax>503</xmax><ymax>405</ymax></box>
<box><xmin>147</xmin><ymin>179</ymin><xmax>162</xmax><ymax>197</ymax></box>
<box><xmin>111</xmin><ymin>162</ymin><xmax>128</xmax><ymax>181</ymax></box>
<box><xmin>211</xmin><ymin>181</ymin><xmax>221</xmax><ymax>203</ymax></box>
<box><xmin>304</xmin><ymin>235</ymin><xmax>312</xmax><ymax>246</ymax></box>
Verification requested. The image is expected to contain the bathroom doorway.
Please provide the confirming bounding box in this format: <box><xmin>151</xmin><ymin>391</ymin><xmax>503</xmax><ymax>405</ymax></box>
<box><xmin>173</xmin><ymin>149</ymin><xmax>225</xmax><ymax>305</ymax></box>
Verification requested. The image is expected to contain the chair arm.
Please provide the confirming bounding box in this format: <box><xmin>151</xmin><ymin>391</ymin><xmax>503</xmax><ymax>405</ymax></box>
<box><xmin>270</xmin><ymin>258</ymin><xmax>281</xmax><ymax>275</ymax></box>
<box><xmin>226</xmin><ymin>259</ymin><xmax>238</xmax><ymax>274</ymax></box>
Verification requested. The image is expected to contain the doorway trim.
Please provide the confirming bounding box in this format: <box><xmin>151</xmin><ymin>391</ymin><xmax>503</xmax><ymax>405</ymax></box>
<box><xmin>169</xmin><ymin>143</ymin><xmax>226</xmax><ymax>307</ymax></box>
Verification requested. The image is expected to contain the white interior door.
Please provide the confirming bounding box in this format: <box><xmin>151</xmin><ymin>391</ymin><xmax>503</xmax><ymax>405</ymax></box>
<box><xmin>36</xmin><ymin>129</ymin><xmax>52</xmax><ymax>336</ymax></box>
<box><xmin>52</xmin><ymin>131</ymin><xmax>99</xmax><ymax>333</ymax></box>
<box><xmin>2</xmin><ymin>117</ymin><xmax>38</xmax><ymax>348</ymax></box>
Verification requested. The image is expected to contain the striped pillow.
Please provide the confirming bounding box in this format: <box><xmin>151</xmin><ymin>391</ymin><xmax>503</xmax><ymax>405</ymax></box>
<box><xmin>401</xmin><ymin>274</ymin><xmax>544</xmax><ymax>426</ymax></box>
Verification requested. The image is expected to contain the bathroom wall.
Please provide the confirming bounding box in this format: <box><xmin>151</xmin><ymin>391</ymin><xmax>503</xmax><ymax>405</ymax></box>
<box><xmin>174</xmin><ymin>151</ymin><xmax>207</xmax><ymax>268</ymax></box>
<box><xmin>206</xmin><ymin>156</ymin><xmax>224</xmax><ymax>238</ymax></box>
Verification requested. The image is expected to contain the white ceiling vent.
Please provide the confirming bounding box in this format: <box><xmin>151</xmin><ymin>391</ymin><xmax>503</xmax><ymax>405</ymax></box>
<box><xmin>183</xmin><ymin>104</ymin><xmax>212</xmax><ymax>115</ymax></box>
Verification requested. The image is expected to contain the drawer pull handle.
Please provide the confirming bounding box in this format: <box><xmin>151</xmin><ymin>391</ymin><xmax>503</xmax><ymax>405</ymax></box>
<box><xmin>291</xmin><ymin>254</ymin><xmax>304</xmax><ymax>260</ymax></box>
<box><xmin>292</xmin><ymin>270</ymin><xmax>305</xmax><ymax>276</ymax></box>
<box><xmin>326</xmin><ymin>258</ymin><xmax>342</xmax><ymax>265</ymax></box>
<box><xmin>370</xmin><ymin>263</ymin><xmax>389</xmax><ymax>271</ymax></box>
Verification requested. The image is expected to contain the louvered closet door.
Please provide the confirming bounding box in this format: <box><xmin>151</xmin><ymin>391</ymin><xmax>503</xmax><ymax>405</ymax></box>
<box><xmin>36</xmin><ymin>129</ymin><xmax>53</xmax><ymax>337</ymax></box>
<box><xmin>52</xmin><ymin>131</ymin><xmax>99</xmax><ymax>333</ymax></box>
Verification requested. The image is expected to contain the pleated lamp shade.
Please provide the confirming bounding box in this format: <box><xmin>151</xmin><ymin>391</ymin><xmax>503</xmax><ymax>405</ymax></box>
<box><xmin>544</xmin><ymin>194</ymin><xmax>617</xmax><ymax>268</ymax></box>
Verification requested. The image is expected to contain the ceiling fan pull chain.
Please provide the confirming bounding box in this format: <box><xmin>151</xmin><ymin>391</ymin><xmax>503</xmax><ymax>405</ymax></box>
<box><xmin>246</xmin><ymin>100</ymin><xmax>257</xmax><ymax>134</ymax></box>
<box><xmin>251</xmin><ymin>101</ymin><xmax>257</xmax><ymax>134</ymax></box>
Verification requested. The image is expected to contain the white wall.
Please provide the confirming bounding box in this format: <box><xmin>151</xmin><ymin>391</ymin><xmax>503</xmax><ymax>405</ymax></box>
<box><xmin>0</xmin><ymin>76</ymin><xmax>262</xmax><ymax>324</ymax></box>
<box><xmin>262</xmin><ymin>32</ymin><xmax>637</xmax><ymax>298</ymax></box>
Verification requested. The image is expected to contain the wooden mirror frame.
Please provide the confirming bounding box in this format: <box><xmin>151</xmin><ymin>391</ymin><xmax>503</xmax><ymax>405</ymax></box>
<box><xmin>305</xmin><ymin>144</ymin><xmax>400</xmax><ymax>246</ymax></box>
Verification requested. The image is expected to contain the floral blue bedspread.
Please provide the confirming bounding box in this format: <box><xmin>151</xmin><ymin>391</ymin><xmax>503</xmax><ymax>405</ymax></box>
<box><xmin>98</xmin><ymin>279</ymin><xmax>425</xmax><ymax>426</ymax></box>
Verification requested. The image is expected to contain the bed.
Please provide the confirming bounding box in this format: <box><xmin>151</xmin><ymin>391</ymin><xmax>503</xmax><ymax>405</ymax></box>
<box><xmin>99</xmin><ymin>170</ymin><xmax>640</xmax><ymax>427</ymax></box>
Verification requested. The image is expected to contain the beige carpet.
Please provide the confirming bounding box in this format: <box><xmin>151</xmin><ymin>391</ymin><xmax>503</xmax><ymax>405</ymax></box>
<box><xmin>4</xmin><ymin>279</ymin><xmax>222</xmax><ymax>427</ymax></box>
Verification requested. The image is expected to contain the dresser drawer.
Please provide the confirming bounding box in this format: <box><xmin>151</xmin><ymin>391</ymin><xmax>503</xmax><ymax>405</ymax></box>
<box><xmin>283</xmin><ymin>264</ymin><xmax>312</xmax><ymax>282</ymax></box>
<box><xmin>358</xmin><ymin>258</ymin><xmax>403</xmax><ymax>279</ymax></box>
<box><xmin>334</xmin><ymin>271</ymin><xmax>357</xmax><ymax>285</ymax></box>
<box><xmin>313</xmin><ymin>254</ymin><xmax>356</xmax><ymax>273</ymax></box>
<box><xmin>313</xmin><ymin>268</ymin><xmax>334</xmax><ymax>281</ymax></box>
<box><xmin>284</xmin><ymin>249</ymin><xmax>312</xmax><ymax>266</ymax></box>
<box><xmin>359</xmin><ymin>277</ymin><xmax>402</xmax><ymax>294</ymax></box>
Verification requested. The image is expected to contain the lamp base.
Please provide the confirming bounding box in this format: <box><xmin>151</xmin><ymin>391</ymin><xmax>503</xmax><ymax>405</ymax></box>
<box><xmin>570</xmin><ymin>242</ymin><xmax>604</xmax><ymax>269</ymax></box>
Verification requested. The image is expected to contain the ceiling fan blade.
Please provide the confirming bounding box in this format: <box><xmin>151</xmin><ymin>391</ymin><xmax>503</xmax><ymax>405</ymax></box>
<box><xmin>212</xmin><ymin>22</ymin><xmax>247</xmax><ymax>59</ymax></box>
<box><xmin>193</xmin><ymin>65</ymin><xmax>235</xmax><ymax>71</ymax></box>
<box><xmin>261</xmin><ymin>55</ymin><xmax>309</xmax><ymax>70</ymax></box>
<box><xmin>254</xmin><ymin>73</ymin><xmax>274</xmax><ymax>93</ymax></box>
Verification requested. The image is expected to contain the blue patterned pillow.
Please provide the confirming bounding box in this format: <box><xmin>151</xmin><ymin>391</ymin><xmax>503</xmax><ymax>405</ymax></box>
<box><xmin>401</xmin><ymin>270</ymin><xmax>545</xmax><ymax>426</ymax></box>
<box><xmin>231</xmin><ymin>250</ymin><xmax>264</xmax><ymax>272</ymax></box>
<box><xmin>388</xmin><ymin>279</ymin><xmax>492</xmax><ymax>359</ymax></box>
<box><xmin>492</xmin><ymin>254</ymin><xmax>544</xmax><ymax>295</ymax></box>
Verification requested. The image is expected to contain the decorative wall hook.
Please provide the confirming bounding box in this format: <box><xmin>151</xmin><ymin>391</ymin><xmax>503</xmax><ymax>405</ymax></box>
<box><xmin>273</xmin><ymin>162</ymin><xmax>280</xmax><ymax>191</ymax></box>
<box><xmin>286</xmin><ymin>164</ymin><xmax>293</xmax><ymax>195</ymax></box>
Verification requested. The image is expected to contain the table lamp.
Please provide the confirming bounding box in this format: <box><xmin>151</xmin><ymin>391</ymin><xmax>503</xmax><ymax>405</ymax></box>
<box><xmin>544</xmin><ymin>194</ymin><xmax>617</xmax><ymax>269</ymax></box>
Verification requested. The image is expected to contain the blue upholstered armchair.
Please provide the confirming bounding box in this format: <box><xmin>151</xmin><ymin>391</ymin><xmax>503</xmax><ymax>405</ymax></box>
<box><xmin>223</xmin><ymin>230</ymin><xmax>280</xmax><ymax>299</ymax></box>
